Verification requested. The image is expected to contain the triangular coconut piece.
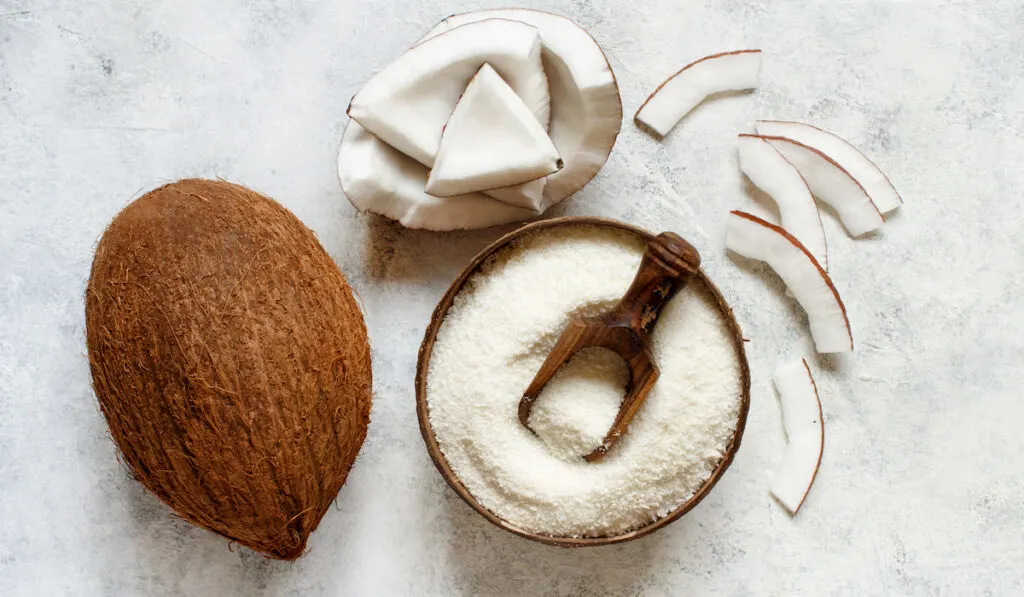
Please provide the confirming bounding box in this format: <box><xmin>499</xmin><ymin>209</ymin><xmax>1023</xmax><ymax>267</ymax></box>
<box><xmin>635</xmin><ymin>50</ymin><xmax>762</xmax><ymax>138</ymax></box>
<box><xmin>421</xmin><ymin>9</ymin><xmax>622</xmax><ymax>206</ymax></box>
<box><xmin>347</xmin><ymin>18</ymin><xmax>550</xmax><ymax>168</ymax></box>
<box><xmin>725</xmin><ymin>210</ymin><xmax>853</xmax><ymax>353</ymax></box>
<box><xmin>737</xmin><ymin>134</ymin><xmax>828</xmax><ymax>270</ymax></box>
<box><xmin>757</xmin><ymin>120</ymin><xmax>902</xmax><ymax>213</ymax></box>
<box><xmin>425</xmin><ymin>64</ymin><xmax>562</xmax><ymax>208</ymax></box>
<box><xmin>771</xmin><ymin>358</ymin><xmax>824</xmax><ymax>515</ymax></box>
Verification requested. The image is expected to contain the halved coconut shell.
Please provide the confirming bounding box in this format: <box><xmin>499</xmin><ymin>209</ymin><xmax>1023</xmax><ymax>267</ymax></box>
<box><xmin>415</xmin><ymin>217</ymin><xmax>750</xmax><ymax>546</ymax></box>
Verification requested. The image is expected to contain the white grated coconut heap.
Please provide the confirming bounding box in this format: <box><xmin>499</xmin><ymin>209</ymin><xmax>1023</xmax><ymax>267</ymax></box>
<box><xmin>426</xmin><ymin>226</ymin><xmax>743</xmax><ymax>537</ymax></box>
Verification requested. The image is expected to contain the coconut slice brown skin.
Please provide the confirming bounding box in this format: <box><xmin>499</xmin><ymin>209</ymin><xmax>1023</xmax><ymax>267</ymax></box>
<box><xmin>86</xmin><ymin>179</ymin><xmax>372</xmax><ymax>560</ymax></box>
<box><xmin>737</xmin><ymin>133</ymin><xmax>829</xmax><ymax>270</ymax></box>
<box><xmin>415</xmin><ymin>217</ymin><xmax>751</xmax><ymax>547</ymax></box>
<box><xmin>756</xmin><ymin>120</ymin><xmax>903</xmax><ymax>213</ymax></box>
<box><xmin>757</xmin><ymin>135</ymin><xmax>885</xmax><ymax>236</ymax></box>
<box><xmin>338</xmin><ymin>120</ymin><xmax>537</xmax><ymax>231</ymax></box>
<box><xmin>726</xmin><ymin>210</ymin><xmax>853</xmax><ymax>353</ymax></box>
<box><xmin>770</xmin><ymin>358</ymin><xmax>824</xmax><ymax>515</ymax></box>
<box><xmin>634</xmin><ymin>49</ymin><xmax>762</xmax><ymax>138</ymax></box>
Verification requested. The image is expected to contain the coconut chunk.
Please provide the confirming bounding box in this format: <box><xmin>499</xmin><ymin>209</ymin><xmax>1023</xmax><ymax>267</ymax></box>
<box><xmin>348</xmin><ymin>18</ymin><xmax>550</xmax><ymax>168</ymax></box>
<box><xmin>425</xmin><ymin>64</ymin><xmax>562</xmax><ymax>209</ymax></box>
<box><xmin>635</xmin><ymin>50</ymin><xmax>762</xmax><ymax>138</ymax></box>
<box><xmin>725</xmin><ymin>211</ymin><xmax>852</xmax><ymax>353</ymax></box>
<box><xmin>737</xmin><ymin>134</ymin><xmax>828</xmax><ymax>270</ymax></box>
<box><xmin>480</xmin><ymin>179</ymin><xmax>547</xmax><ymax>213</ymax></box>
<box><xmin>423</xmin><ymin>9</ymin><xmax>622</xmax><ymax>205</ymax></box>
<box><xmin>770</xmin><ymin>358</ymin><xmax>824</xmax><ymax>515</ymax></box>
<box><xmin>340</xmin><ymin>11</ymin><xmax>622</xmax><ymax>230</ymax></box>
<box><xmin>757</xmin><ymin>120</ymin><xmax>902</xmax><ymax>214</ymax></box>
<box><xmin>759</xmin><ymin>136</ymin><xmax>884</xmax><ymax>237</ymax></box>
<box><xmin>338</xmin><ymin>121</ymin><xmax>535</xmax><ymax>230</ymax></box>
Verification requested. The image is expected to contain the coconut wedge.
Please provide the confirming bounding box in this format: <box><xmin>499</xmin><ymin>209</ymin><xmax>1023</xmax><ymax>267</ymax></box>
<box><xmin>635</xmin><ymin>50</ymin><xmax>762</xmax><ymax>138</ymax></box>
<box><xmin>737</xmin><ymin>134</ymin><xmax>828</xmax><ymax>269</ymax></box>
<box><xmin>339</xmin><ymin>121</ymin><xmax>535</xmax><ymax>230</ymax></box>
<box><xmin>770</xmin><ymin>358</ymin><xmax>824</xmax><ymax>515</ymax></box>
<box><xmin>757</xmin><ymin>120</ymin><xmax>902</xmax><ymax>213</ymax></box>
<box><xmin>423</xmin><ymin>9</ymin><xmax>622</xmax><ymax>205</ymax></box>
<box><xmin>479</xmin><ymin>178</ymin><xmax>547</xmax><ymax>213</ymax></box>
<box><xmin>348</xmin><ymin>18</ymin><xmax>550</xmax><ymax>168</ymax></box>
<box><xmin>726</xmin><ymin>211</ymin><xmax>852</xmax><ymax>353</ymax></box>
<box><xmin>425</xmin><ymin>64</ymin><xmax>562</xmax><ymax>208</ymax></box>
<box><xmin>759</xmin><ymin>136</ymin><xmax>884</xmax><ymax>237</ymax></box>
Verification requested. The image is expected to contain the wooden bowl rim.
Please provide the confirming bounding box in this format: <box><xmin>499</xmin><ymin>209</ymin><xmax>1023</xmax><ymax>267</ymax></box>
<box><xmin>415</xmin><ymin>216</ymin><xmax>751</xmax><ymax>547</ymax></box>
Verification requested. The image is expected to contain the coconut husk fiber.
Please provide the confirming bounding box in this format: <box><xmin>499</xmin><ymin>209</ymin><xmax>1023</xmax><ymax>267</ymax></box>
<box><xmin>85</xmin><ymin>179</ymin><xmax>372</xmax><ymax>560</ymax></box>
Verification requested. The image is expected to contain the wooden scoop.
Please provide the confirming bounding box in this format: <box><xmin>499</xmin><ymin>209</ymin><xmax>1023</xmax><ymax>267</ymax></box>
<box><xmin>518</xmin><ymin>232</ymin><xmax>702</xmax><ymax>462</ymax></box>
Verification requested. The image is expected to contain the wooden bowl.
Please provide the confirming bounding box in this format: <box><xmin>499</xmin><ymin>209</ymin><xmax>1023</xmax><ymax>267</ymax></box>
<box><xmin>415</xmin><ymin>217</ymin><xmax>751</xmax><ymax>547</ymax></box>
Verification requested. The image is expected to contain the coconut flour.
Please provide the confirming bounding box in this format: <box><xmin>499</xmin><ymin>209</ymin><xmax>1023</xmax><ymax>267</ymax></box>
<box><xmin>426</xmin><ymin>226</ymin><xmax>743</xmax><ymax>537</ymax></box>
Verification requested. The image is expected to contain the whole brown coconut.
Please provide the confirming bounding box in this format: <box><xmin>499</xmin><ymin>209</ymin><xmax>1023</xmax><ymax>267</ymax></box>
<box><xmin>85</xmin><ymin>179</ymin><xmax>372</xmax><ymax>560</ymax></box>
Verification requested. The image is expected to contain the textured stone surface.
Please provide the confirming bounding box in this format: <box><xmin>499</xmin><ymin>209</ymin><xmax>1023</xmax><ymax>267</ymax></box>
<box><xmin>1</xmin><ymin>0</ymin><xmax>1022</xmax><ymax>594</ymax></box>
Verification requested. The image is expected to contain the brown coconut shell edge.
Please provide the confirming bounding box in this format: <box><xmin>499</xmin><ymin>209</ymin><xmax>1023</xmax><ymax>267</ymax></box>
<box><xmin>415</xmin><ymin>216</ymin><xmax>751</xmax><ymax>547</ymax></box>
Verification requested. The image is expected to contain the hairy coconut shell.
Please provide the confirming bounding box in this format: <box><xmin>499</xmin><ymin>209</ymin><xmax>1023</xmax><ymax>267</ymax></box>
<box><xmin>86</xmin><ymin>179</ymin><xmax>372</xmax><ymax>560</ymax></box>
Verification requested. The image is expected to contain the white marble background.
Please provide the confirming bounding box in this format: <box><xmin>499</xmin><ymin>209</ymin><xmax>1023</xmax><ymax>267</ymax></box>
<box><xmin>2</xmin><ymin>0</ymin><xmax>1022</xmax><ymax>594</ymax></box>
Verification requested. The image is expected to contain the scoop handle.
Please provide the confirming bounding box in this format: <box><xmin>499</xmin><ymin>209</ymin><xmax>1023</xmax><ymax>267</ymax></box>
<box><xmin>609</xmin><ymin>232</ymin><xmax>701</xmax><ymax>333</ymax></box>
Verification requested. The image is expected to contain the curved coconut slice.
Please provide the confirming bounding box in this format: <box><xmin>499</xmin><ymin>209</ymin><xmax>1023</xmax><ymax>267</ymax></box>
<box><xmin>757</xmin><ymin>120</ymin><xmax>902</xmax><ymax>213</ymax></box>
<box><xmin>423</xmin><ymin>9</ymin><xmax>622</xmax><ymax>205</ymax></box>
<box><xmin>348</xmin><ymin>18</ymin><xmax>550</xmax><ymax>167</ymax></box>
<box><xmin>635</xmin><ymin>50</ymin><xmax>762</xmax><ymax>138</ymax></box>
<box><xmin>726</xmin><ymin>211</ymin><xmax>852</xmax><ymax>353</ymax></box>
<box><xmin>771</xmin><ymin>358</ymin><xmax>824</xmax><ymax>515</ymax></box>
<box><xmin>338</xmin><ymin>121</ymin><xmax>535</xmax><ymax>230</ymax></box>
<box><xmin>759</xmin><ymin>136</ymin><xmax>884</xmax><ymax>237</ymax></box>
<box><xmin>737</xmin><ymin>134</ymin><xmax>828</xmax><ymax>270</ymax></box>
<box><xmin>426</xmin><ymin>64</ymin><xmax>562</xmax><ymax>208</ymax></box>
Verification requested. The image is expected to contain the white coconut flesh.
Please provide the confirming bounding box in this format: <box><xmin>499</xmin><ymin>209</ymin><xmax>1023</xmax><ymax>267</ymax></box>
<box><xmin>737</xmin><ymin>134</ymin><xmax>828</xmax><ymax>270</ymax></box>
<box><xmin>635</xmin><ymin>50</ymin><xmax>762</xmax><ymax>138</ymax></box>
<box><xmin>757</xmin><ymin>120</ymin><xmax>903</xmax><ymax>214</ymax></box>
<box><xmin>347</xmin><ymin>19</ymin><xmax>549</xmax><ymax>168</ymax></box>
<box><xmin>725</xmin><ymin>211</ymin><xmax>853</xmax><ymax>353</ymax></box>
<box><xmin>477</xmin><ymin>177</ymin><xmax>547</xmax><ymax>213</ymax></box>
<box><xmin>424</xmin><ymin>9</ymin><xmax>622</xmax><ymax>206</ymax></box>
<box><xmin>760</xmin><ymin>136</ymin><xmax>884</xmax><ymax>237</ymax></box>
<box><xmin>425</xmin><ymin>64</ymin><xmax>562</xmax><ymax>208</ymax></box>
<box><xmin>770</xmin><ymin>358</ymin><xmax>824</xmax><ymax>515</ymax></box>
<box><xmin>338</xmin><ymin>121</ymin><xmax>536</xmax><ymax>230</ymax></box>
<box><xmin>339</xmin><ymin>11</ymin><xmax>621</xmax><ymax>230</ymax></box>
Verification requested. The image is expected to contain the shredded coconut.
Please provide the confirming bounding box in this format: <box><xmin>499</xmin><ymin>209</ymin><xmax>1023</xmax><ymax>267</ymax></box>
<box><xmin>426</xmin><ymin>226</ymin><xmax>743</xmax><ymax>536</ymax></box>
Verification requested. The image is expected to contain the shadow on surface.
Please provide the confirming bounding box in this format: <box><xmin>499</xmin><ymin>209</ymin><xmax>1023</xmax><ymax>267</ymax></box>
<box><xmin>435</xmin><ymin>488</ymin><xmax>675</xmax><ymax>596</ymax></box>
<box><xmin>362</xmin><ymin>214</ymin><xmax>527</xmax><ymax>281</ymax></box>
